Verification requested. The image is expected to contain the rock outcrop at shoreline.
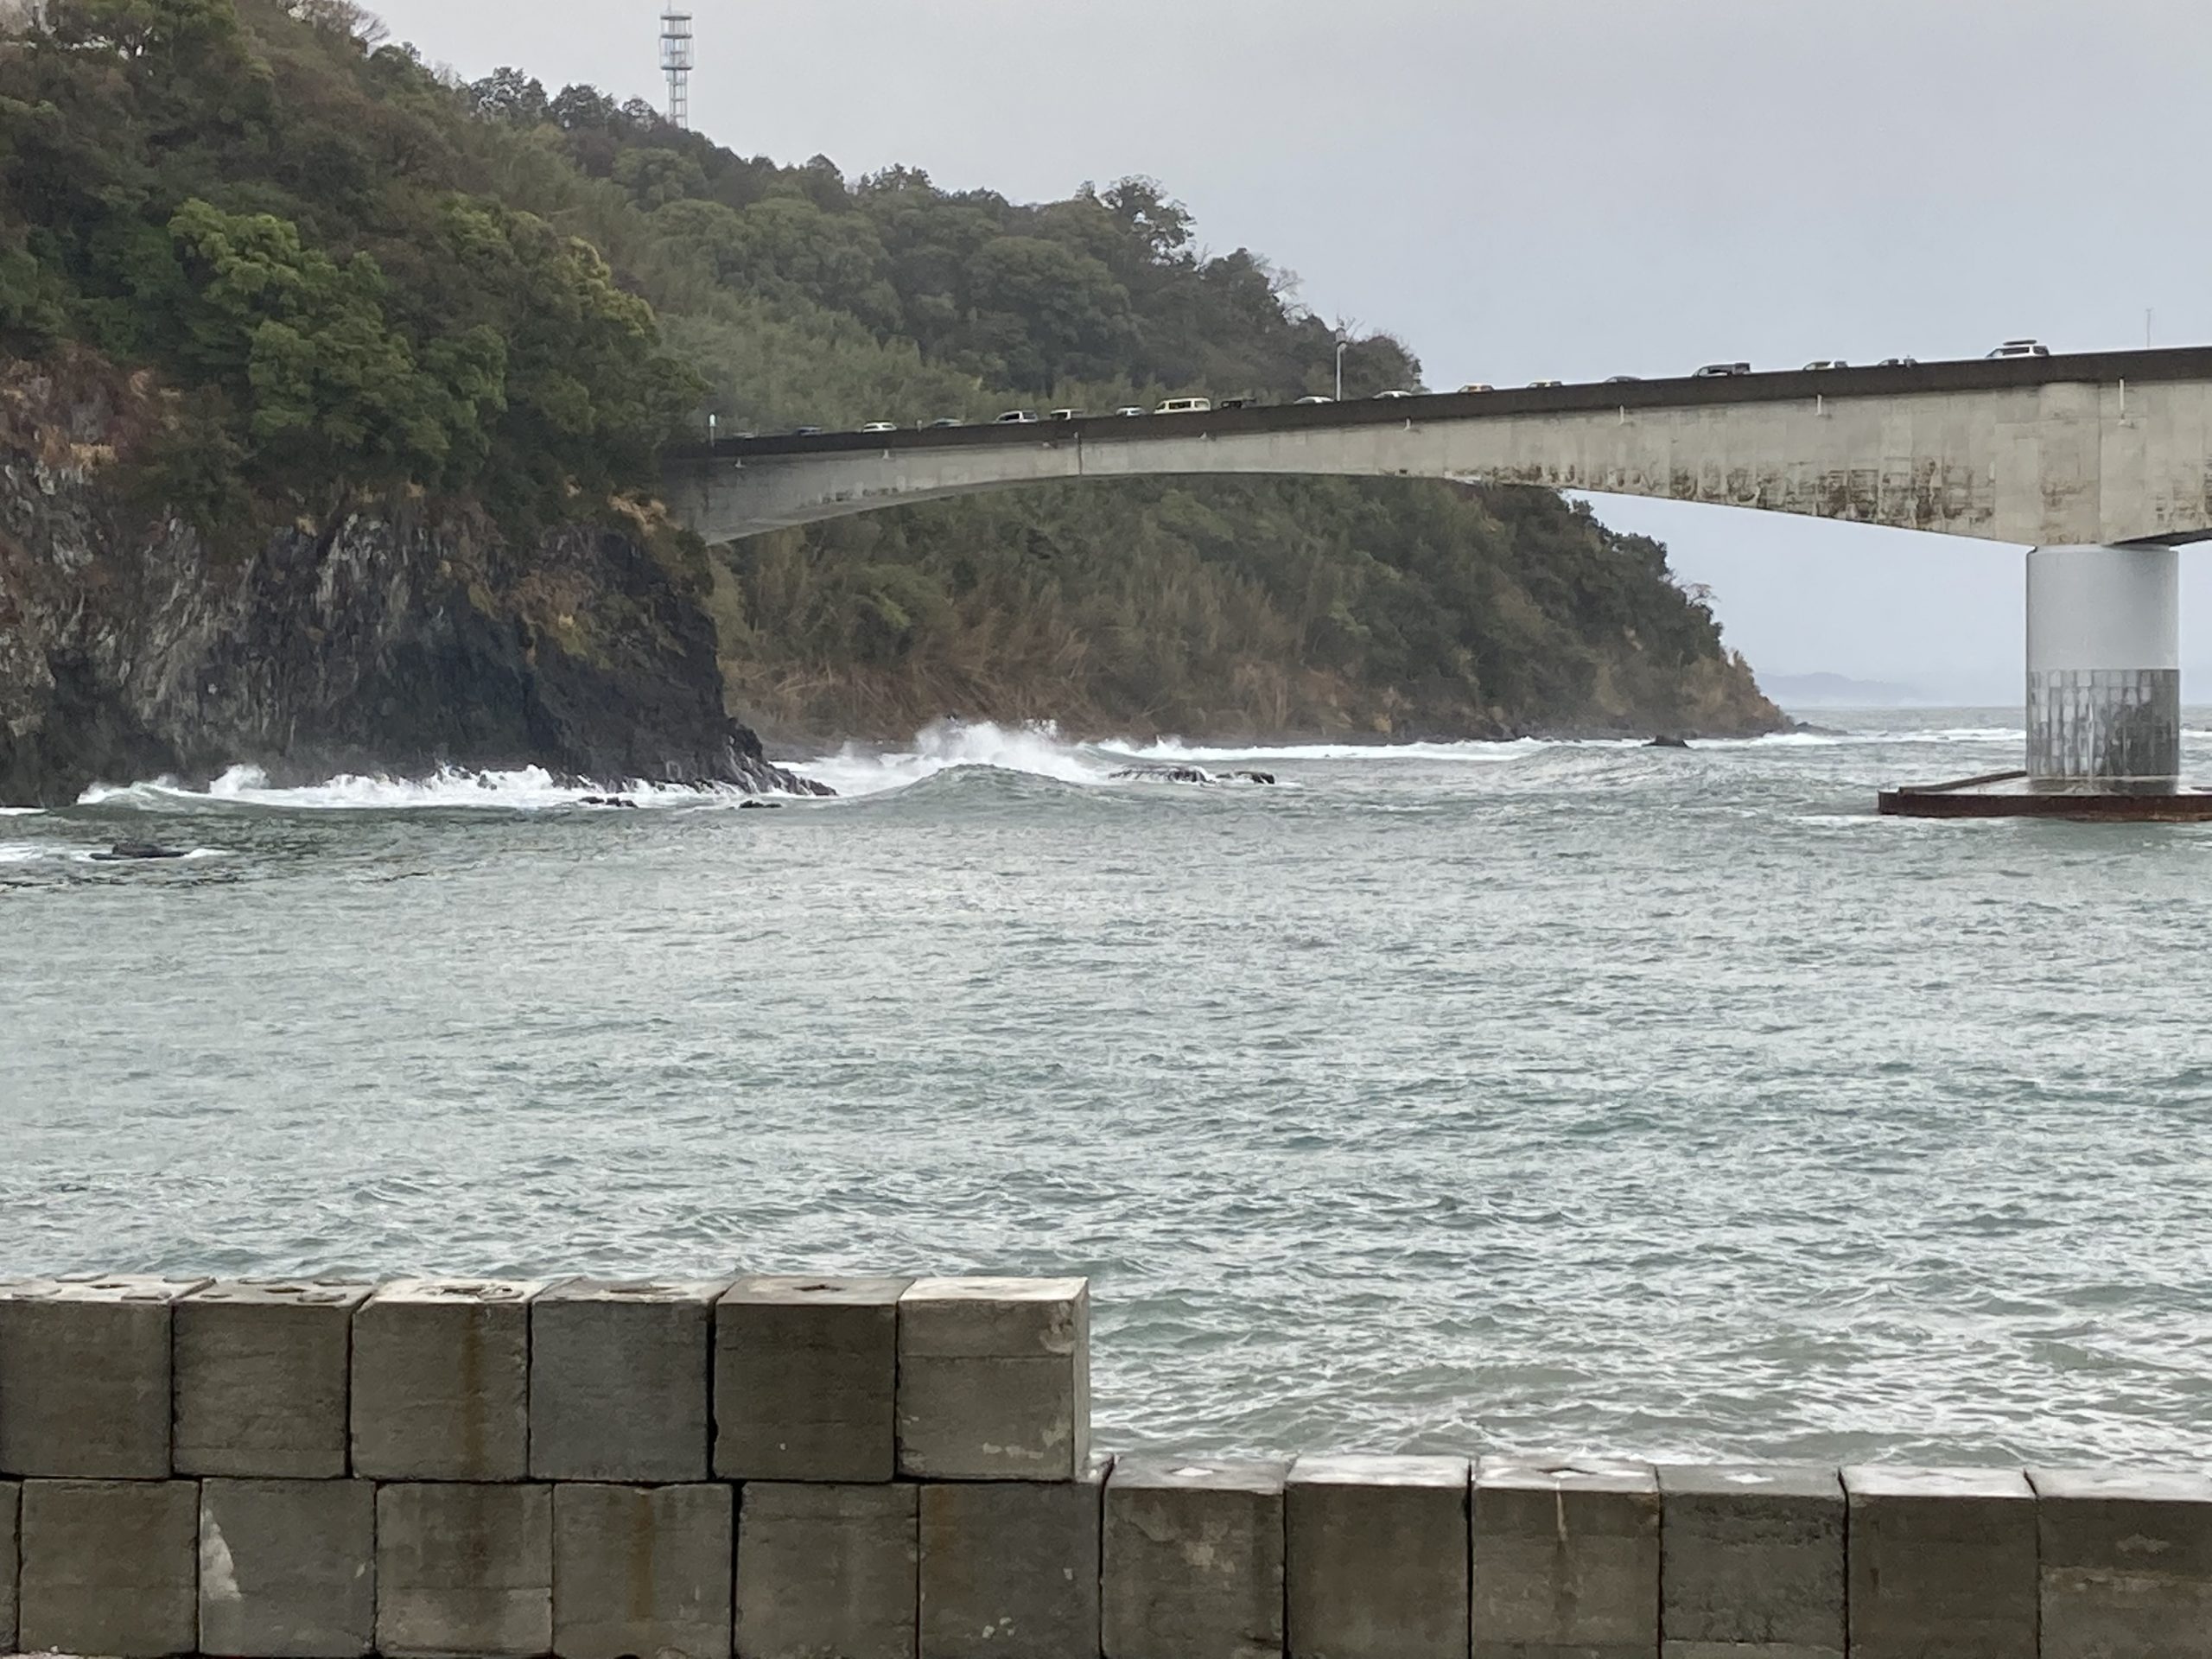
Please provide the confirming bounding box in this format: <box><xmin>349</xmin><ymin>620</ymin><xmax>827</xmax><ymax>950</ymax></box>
<box><xmin>0</xmin><ymin>358</ymin><xmax>825</xmax><ymax>807</ymax></box>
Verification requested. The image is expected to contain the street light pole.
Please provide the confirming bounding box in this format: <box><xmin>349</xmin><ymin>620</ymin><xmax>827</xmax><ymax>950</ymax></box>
<box><xmin>1335</xmin><ymin>337</ymin><xmax>1349</xmax><ymax>402</ymax></box>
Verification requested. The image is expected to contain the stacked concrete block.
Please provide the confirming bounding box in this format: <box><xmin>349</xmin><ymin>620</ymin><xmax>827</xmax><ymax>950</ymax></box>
<box><xmin>1843</xmin><ymin>1465</ymin><xmax>2037</xmax><ymax>1658</ymax></box>
<box><xmin>352</xmin><ymin>1277</ymin><xmax>543</xmax><ymax>1480</ymax></box>
<box><xmin>1</xmin><ymin>1477</ymin><xmax>17</xmax><ymax>1655</ymax></box>
<box><xmin>531</xmin><ymin>1278</ymin><xmax>728</xmax><ymax>1482</ymax></box>
<box><xmin>199</xmin><ymin>1478</ymin><xmax>376</xmax><ymax>1657</ymax></box>
<box><xmin>899</xmin><ymin>1276</ymin><xmax>1090</xmax><ymax>1479</ymax></box>
<box><xmin>2030</xmin><ymin>1466</ymin><xmax>2212</xmax><ymax>1657</ymax></box>
<box><xmin>1103</xmin><ymin>1455</ymin><xmax>1287</xmax><ymax>1659</ymax></box>
<box><xmin>173</xmin><ymin>1280</ymin><xmax>376</xmax><ymax>1478</ymax></box>
<box><xmin>17</xmin><ymin>1477</ymin><xmax>199</xmax><ymax>1657</ymax></box>
<box><xmin>920</xmin><ymin>1455</ymin><xmax>1109</xmax><ymax>1658</ymax></box>
<box><xmin>716</xmin><ymin>1274</ymin><xmax>908</xmax><ymax>1481</ymax></box>
<box><xmin>736</xmin><ymin>1481</ymin><xmax>918</xmax><ymax>1659</ymax></box>
<box><xmin>1471</xmin><ymin>1457</ymin><xmax>1660</xmax><ymax>1659</ymax></box>
<box><xmin>0</xmin><ymin>1274</ymin><xmax>207</xmax><ymax>1476</ymax></box>
<box><xmin>1287</xmin><ymin>1454</ymin><xmax>1471</xmax><ymax>1659</ymax></box>
<box><xmin>377</xmin><ymin>1481</ymin><xmax>554</xmax><ymax>1657</ymax></box>
<box><xmin>1659</xmin><ymin>1464</ymin><xmax>1844</xmax><ymax>1658</ymax></box>
<box><xmin>554</xmin><ymin>1482</ymin><xmax>735</xmax><ymax>1659</ymax></box>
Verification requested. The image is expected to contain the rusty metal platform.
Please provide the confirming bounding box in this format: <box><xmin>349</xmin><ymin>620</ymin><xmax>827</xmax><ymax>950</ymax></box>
<box><xmin>1878</xmin><ymin>768</ymin><xmax>2212</xmax><ymax>821</ymax></box>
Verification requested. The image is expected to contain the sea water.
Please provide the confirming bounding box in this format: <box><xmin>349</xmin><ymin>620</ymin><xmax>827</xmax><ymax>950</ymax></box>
<box><xmin>3</xmin><ymin>709</ymin><xmax>2210</xmax><ymax>1464</ymax></box>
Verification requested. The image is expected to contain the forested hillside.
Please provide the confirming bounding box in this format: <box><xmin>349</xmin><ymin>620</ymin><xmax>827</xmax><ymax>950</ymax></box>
<box><xmin>0</xmin><ymin>0</ymin><xmax>1781</xmax><ymax>753</ymax></box>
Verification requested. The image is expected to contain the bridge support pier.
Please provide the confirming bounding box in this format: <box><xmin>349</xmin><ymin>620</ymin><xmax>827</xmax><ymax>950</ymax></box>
<box><xmin>2025</xmin><ymin>543</ymin><xmax>2180</xmax><ymax>792</ymax></box>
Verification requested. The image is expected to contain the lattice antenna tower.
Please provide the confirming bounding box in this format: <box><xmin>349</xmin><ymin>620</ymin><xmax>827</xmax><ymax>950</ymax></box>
<box><xmin>659</xmin><ymin>7</ymin><xmax>694</xmax><ymax>130</ymax></box>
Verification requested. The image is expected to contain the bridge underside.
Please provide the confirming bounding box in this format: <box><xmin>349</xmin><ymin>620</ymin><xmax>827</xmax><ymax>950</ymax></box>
<box><xmin>663</xmin><ymin>371</ymin><xmax>2212</xmax><ymax>550</ymax></box>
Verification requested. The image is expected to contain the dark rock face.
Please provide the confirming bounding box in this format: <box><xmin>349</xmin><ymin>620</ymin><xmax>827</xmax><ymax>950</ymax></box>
<box><xmin>0</xmin><ymin>360</ymin><xmax>827</xmax><ymax>807</ymax></box>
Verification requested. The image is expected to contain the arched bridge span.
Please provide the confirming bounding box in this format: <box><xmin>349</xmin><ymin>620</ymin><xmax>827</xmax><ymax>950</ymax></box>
<box><xmin>661</xmin><ymin>348</ymin><xmax>2212</xmax><ymax>550</ymax></box>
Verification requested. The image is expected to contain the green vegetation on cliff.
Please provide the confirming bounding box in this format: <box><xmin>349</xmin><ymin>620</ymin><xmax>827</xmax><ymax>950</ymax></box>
<box><xmin>0</xmin><ymin>0</ymin><xmax>1780</xmax><ymax>741</ymax></box>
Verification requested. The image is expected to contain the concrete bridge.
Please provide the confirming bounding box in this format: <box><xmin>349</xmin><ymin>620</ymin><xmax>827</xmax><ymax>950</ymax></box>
<box><xmin>663</xmin><ymin>347</ymin><xmax>2212</xmax><ymax>792</ymax></box>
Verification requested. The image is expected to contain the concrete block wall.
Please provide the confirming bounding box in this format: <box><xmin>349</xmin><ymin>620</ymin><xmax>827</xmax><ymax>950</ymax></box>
<box><xmin>4</xmin><ymin>1272</ymin><xmax>2212</xmax><ymax>1656</ymax></box>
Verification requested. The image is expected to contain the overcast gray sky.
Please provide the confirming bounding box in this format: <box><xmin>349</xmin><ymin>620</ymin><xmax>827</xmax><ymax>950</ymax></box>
<box><xmin>369</xmin><ymin>0</ymin><xmax>2212</xmax><ymax>703</ymax></box>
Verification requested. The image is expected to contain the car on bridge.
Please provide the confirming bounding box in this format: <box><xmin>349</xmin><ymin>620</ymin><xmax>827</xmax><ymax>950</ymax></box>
<box><xmin>1155</xmin><ymin>397</ymin><xmax>1211</xmax><ymax>415</ymax></box>
<box><xmin>1528</xmin><ymin>379</ymin><xmax>1564</xmax><ymax>388</ymax></box>
<box><xmin>1878</xmin><ymin>357</ymin><xmax>1918</xmax><ymax>367</ymax></box>
<box><xmin>1115</xmin><ymin>406</ymin><xmax>1147</xmax><ymax>417</ymax></box>
<box><xmin>928</xmin><ymin>416</ymin><xmax>962</xmax><ymax>428</ymax></box>
<box><xmin>1296</xmin><ymin>395</ymin><xmax>1334</xmax><ymax>404</ymax></box>
<box><xmin>995</xmin><ymin>410</ymin><xmax>1039</xmax><ymax>423</ymax></box>
<box><xmin>1457</xmin><ymin>384</ymin><xmax>1496</xmax><ymax>392</ymax></box>
<box><xmin>1694</xmin><ymin>362</ymin><xmax>1751</xmax><ymax>378</ymax></box>
<box><xmin>859</xmin><ymin>422</ymin><xmax>899</xmax><ymax>433</ymax></box>
<box><xmin>1373</xmin><ymin>389</ymin><xmax>1414</xmax><ymax>399</ymax></box>
<box><xmin>1988</xmin><ymin>338</ymin><xmax>2050</xmax><ymax>359</ymax></box>
<box><xmin>792</xmin><ymin>425</ymin><xmax>823</xmax><ymax>435</ymax></box>
<box><xmin>1803</xmin><ymin>360</ymin><xmax>1848</xmax><ymax>371</ymax></box>
<box><xmin>1048</xmin><ymin>409</ymin><xmax>1084</xmax><ymax>421</ymax></box>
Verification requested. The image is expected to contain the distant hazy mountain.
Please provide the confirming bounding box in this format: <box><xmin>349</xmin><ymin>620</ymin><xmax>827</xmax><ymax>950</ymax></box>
<box><xmin>1762</xmin><ymin>672</ymin><xmax>1930</xmax><ymax>708</ymax></box>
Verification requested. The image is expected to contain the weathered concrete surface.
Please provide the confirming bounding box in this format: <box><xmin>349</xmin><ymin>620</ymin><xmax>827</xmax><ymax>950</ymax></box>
<box><xmin>1103</xmin><ymin>1456</ymin><xmax>1287</xmax><ymax>1659</ymax></box>
<box><xmin>198</xmin><ymin>1478</ymin><xmax>376</xmax><ymax>1658</ymax></box>
<box><xmin>735</xmin><ymin>1481</ymin><xmax>918</xmax><ymax>1659</ymax></box>
<box><xmin>715</xmin><ymin>1274</ymin><xmax>908</xmax><ymax>1482</ymax></box>
<box><xmin>0</xmin><ymin>1478</ymin><xmax>17</xmax><ymax>1655</ymax></box>
<box><xmin>2025</xmin><ymin>543</ymin><xmax>2183</xmax><ymax>788</ymax></box>
<box><xmin>899</xmin><ymin>1276</ymin><xmax>1090</xmax><ymax>1480</ymax></box>
<box><xmin>529</xmin><ymin>1278</ymin><xmax>728</xmax><ymax>1483</ymax></box>
<box><xmin>1286</xmin><ymin>1454</ymin><xmax>1470</xmax><ymax>1659</ymax></box>
<box><xmin>920</xmin><ymin>1457</ymin><xmax>1107</xmax><ymax>1658</ymax></box>
<box><xmin>553</xmin><ymin>1483</ymin><xmax>734</xmax><ymax>1659</ymax></box>
<box><xmin>1471</xmin><ymin>1457</ymin><xmax>1659</xmax><ymax>1659</ymax></box>
<box><xmin>662</xmin><ymin>352</ymin><xmax>2212</xmax><ymax>548</ymax></box>
<box><xmin>376</xmin><ymin>1482</ymin><xmax>553</xmax><ymax>1659</ymax></box>
<box><xmin>352</xmin><ymin>1277</ymin><xmax>543</xmax><ymax>1481</ymax></box>
<box><xmin>0</xmin><ymin>1275</ymin><xmax>207</xmax><ymax>1477</ymax></box>
<box><xmin>1658</xmin><ymin>1465</ymin><xmax>1843</xmax><ymax>1659</ymax></box>
<box><xmin>2029</xmin><ymin>1466</ymin><xmax>2212</xmax><ymax>1659</ymax></box>
<box><xmin>17</xmin><ymin>1478</ymin><xmax>199</xmax><ymax>1657</ymax></box>
<box><xmin>1843</xmin><ymin>1465</ymin><xmax>2037</xmax><ymax>1659</ymax></box>
<box><xmin>174</xmin><ymin>1281</ymin><xmax>375</xmax><ymax>1478</ymax></box>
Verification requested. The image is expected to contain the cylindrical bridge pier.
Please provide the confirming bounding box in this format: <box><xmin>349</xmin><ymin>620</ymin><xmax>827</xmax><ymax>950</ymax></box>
<box><xmin>2025</xmin><ymin>543</ymin><xmax>2181</xmax><ymax>792</ymax></box>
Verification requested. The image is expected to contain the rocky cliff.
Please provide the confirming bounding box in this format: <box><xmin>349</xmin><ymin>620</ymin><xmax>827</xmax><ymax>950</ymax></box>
<box><xmin>0</xmin><ymin>354</ymin><xmax>822</xmax><ymax>807</ymax></box>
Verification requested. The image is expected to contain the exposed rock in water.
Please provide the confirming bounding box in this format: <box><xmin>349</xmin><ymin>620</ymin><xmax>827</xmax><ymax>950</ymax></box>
<box><xmin>1109</xmin><ymin>764</ymin><xmax>1278</xmax><ymax>786</ymax></box>
<box><xmin>1647</xmin><ymin>734</ymin><xmax>1692</xmax><ymax>748</ymax></box>
<box><xmin>0</xmin><ymin>357</ymin><xmax>828</xmax><ymax>807</ymax></box>
<box><xmin>90</xmin><ymin>840</ymin><xmax>189</xmax><ymax>861</ymax></box>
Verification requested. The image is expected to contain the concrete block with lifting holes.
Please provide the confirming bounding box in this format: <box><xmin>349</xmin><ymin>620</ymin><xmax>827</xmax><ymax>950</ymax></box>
<box><xmin>198</xmin><ymin>1478</ymin><xmax>376</xmax><ymax>1658</ymax></box>
<box><xmin>1471</xmin><ymin>1456</ymin><xmax>1659</xmax><ymax>1659</ymax></box>
<box><xmin>735</xmin><ymin>1481</ymin><xmax>918</xmax><ymax>1659</ymax></box>
<box><xmin>921</xmin><ymin>1454</ymin><xmax>1108</xmax><ymax>1658</ymax></box>
<box><xmin>352</xmin><ymin>1277</ymin><xmax>545</xmax><ymax>1481</ymax></box>
<box><xmin>715</xmin><ymin>1274</ymin><xmax>909</xmax><ymax>1482</ymax></box>
<box><xmin>1287</xmin><ymin>1454</ymin><xmax>1470</xmax><ymax>1659</ymax></box>
<box><xmin>1</xmin><ymin>1478</ymin><xmax>17</xmax><ymax>1656</ymax></box>
<box><xmin>17</xmin><ymin>1478</ymin><xmax>199</xmax><ymax>1658</ymax></box>
<box><xmin>377</xmin><ymin>1481</ymin><xmax>553</xmax><ymax>1659</ymax></box>
<box><xmin>530</xmin><ymin>1277</ymin><xmax>728</xmax><ymax>1483</ymax></box>
<box><xmin>0</xmin><ymin>1274</ymin><xmax>207</xmax><ymax>1477</ymax></box>
<box><xmin>2030</xmin><ymin>1466</ymin><xmax>2212</xmax><ymax>1659</ymax></box>
<box><xmin>1658</xmin><ymin>1464</ymin><xmax>1843</xmax><ymax>1659</ymax></box>
<box><xmin>1103</xmin><ymin>1456</ymin><xmax>1287</xmax><ymax>1659</ymax></box>
<box><xmin>1843</xmin><ymin>1465</ymin><xmax>2037</xmax><ymax>1659</ymax></box>
<box><xmin>898</xmin><ymin>1276</ymin><xmax>1090</xmax><ymax>1480</ymax></box>
<box><xmin>173</xmin><ymin>1279</ymin><xmax>376</xmax><ymax>1478</ymax></box>
<box><xmin>553</xmin><ymin>1483</ymin><xmax>734</xmax><ymax>1659</ymax></box>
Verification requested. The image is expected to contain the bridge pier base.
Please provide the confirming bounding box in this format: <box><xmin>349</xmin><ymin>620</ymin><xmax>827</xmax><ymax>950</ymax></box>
<box><xmin>2025</xmin><ymin>543</ymin><xmax>2180</xmax><ymax>792</ymax></box>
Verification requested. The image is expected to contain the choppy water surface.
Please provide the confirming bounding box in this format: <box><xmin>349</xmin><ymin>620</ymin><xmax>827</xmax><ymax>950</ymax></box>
<box><xmin>5</xmin><ymin>709</ymin><xmax>2212</xmax><ymax>1466</ymax></box>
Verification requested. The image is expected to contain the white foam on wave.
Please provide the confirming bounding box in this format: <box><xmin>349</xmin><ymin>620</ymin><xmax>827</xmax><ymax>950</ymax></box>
<box><xmin>77</xmin><ymin>765</ymin><xmax>744</xmax><ymax>813</ymax></box>
<box><xmin>791</xmin><ymin>720</ymin><xmax>1115</xmax><ymax>798</ymax></box>
<box><xmin>0</xmin><ymin>806</ymin><xmax>42</xmax><ymax>817</ymax></box>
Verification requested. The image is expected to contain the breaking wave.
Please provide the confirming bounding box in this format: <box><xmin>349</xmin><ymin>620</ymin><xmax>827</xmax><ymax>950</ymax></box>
<box><xmin>75</xmin><ymin>765</ymin><xmax>782</xmax><ymax>813</ymax></box>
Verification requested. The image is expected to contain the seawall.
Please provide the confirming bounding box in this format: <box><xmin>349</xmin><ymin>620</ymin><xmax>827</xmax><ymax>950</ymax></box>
<box><xmin>0</xmin><ymin>1271</ymin><xmax>2203</xmax><ymax>1657</ymax></box>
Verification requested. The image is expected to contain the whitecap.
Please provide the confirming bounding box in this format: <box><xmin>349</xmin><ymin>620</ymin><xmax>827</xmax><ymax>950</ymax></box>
<box><xmin>791</xmin><ymin>719</ymin><xmax>1116</xmax><ymax>798</ymax></box>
